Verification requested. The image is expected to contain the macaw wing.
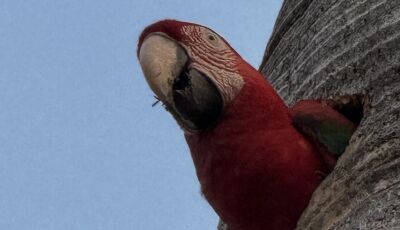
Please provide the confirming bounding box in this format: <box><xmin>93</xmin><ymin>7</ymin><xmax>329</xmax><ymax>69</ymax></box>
<box><xmin>291</xmin><ymin>100</ymin><xmax>356</xmax><ymax>157</ymax></box>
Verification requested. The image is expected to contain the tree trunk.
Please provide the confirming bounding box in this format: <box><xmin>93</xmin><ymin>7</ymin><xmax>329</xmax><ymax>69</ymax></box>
<box><xmin>219</xmin><ymin>0</ymin><xmax>400</xmax><ymax>229</ymax></box>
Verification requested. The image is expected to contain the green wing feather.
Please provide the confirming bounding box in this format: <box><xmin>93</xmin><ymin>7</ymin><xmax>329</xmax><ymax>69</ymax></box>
<box><xmin>316</xmin><ymin>120</ymin><xmax>355</xmax><ymax>155</ymax></box>
<box><xmin>291</xmin><ymin>100</ymin><xmax>356</xmax><ymax>156</ymax></box>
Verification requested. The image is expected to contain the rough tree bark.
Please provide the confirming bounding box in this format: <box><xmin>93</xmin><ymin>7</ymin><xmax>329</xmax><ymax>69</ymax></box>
<box><xmin>219</xmin><ymin>0</ymin><xmax>400</xmax><ymax>229</ymax></box>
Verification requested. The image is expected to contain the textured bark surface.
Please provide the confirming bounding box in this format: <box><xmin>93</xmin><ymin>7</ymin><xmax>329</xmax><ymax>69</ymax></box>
<box><xmin>219</xmin><ymin>0</ymin><xmax>400</xmax><ymax>229</ymax></box>
<box><xmin>261</xmin><ymin>0</ymin><xmax>400</xmax><ymax>229</ymax></box>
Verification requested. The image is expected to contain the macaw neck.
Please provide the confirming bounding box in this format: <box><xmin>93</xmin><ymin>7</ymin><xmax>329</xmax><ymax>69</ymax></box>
<box><xmin>222</xmin><ymin>66</ymin><xmax>292</xmax><ymax>131</ymax></box>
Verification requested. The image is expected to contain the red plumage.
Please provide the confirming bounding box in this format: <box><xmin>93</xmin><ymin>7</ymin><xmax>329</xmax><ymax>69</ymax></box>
<box><xmin>138</xmin><ymin>20</ymin><xmax>356</xmax><ymax>230</ymax></box>
<box><xmin>186</xmin><ymin>63</ymin><xmax>326</xmax><ymax>230</ymax></box>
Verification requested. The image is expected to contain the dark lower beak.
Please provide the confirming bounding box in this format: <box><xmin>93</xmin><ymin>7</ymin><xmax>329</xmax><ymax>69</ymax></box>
<box><xmin>172</xmin><ymin>67</ymin><xmax>223</xmax><ymax>131</ymax></box>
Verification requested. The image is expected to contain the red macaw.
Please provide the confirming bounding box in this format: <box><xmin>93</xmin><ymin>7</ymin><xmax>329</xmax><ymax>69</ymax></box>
<box><xmin>137</xmin><ymin>20</ymin><xmax>356</xmax><ymax>230</ymax></box>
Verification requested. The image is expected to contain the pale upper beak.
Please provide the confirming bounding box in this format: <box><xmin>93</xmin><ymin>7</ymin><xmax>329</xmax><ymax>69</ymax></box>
<box><xmin>138</xmin><ymin>34</ymin><xmax>188</xmax><ymax>104</ymax></box>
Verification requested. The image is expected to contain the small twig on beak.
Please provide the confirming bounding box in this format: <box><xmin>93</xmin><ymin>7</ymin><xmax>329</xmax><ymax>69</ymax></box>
<box><xmin>152</xmin><ymin>96</ymin><xmax>161</xmax><ymax>107</ymax></box>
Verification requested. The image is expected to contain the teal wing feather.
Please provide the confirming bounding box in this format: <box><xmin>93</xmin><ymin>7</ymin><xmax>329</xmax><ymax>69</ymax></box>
<box><xmin>291</xmin><ymin>100</ymin><xmax>356</xmax><ymax>156</ymax></box>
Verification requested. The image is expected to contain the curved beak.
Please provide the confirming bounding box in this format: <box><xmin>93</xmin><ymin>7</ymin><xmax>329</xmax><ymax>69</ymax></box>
<box><xmin>139</xmin><ymin>34</ymin><xmax>188</xmax><ymax>104</ymax></box>
<box><xmin>138</xmin><ymin>34</ymin><xmax>223</xmax><ymax>132</ymax></box>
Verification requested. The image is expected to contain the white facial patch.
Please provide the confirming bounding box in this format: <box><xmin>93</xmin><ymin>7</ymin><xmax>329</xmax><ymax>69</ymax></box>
<box><xmin>180</xmin><ymin>25</ymin><xmax>244</xmax><ymax>105</ymax></box>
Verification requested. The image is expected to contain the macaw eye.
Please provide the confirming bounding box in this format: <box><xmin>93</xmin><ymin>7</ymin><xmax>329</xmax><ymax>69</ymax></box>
<box><xmin>208</xmin><ymin>34</ymin><xmax>216</xmax><ymax>41</ymax></box>
<box><xmin>205</xmin><ymin>33</ymin><xmax>219</xmax><ymax>47</ymax></box>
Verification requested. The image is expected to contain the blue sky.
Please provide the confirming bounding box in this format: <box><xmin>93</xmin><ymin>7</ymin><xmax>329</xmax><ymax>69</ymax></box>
<box><xmin>0</xmin><ymin>1</ymin><xmax>282</xmax><ymax>229</ymax></box>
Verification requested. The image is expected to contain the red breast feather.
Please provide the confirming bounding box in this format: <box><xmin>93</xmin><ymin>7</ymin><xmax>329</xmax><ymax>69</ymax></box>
<box><xmin>186</xmin><ymin>63</ymin><xmax>326</xmax><ymax>230</ymax></box>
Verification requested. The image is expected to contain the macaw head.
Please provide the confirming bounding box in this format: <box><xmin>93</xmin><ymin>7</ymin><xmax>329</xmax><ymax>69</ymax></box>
<box><xmin>137</xmin><ymin>20</ymin><xmax>248</xmax><ymax>133</ymax></box>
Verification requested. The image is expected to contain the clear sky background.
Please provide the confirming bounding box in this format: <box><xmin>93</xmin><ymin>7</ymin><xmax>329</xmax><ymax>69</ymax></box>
<box><xmin>0</xmin><ymin>1</ymin><xmax>282</xmax><ymax>229</ymax></box>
